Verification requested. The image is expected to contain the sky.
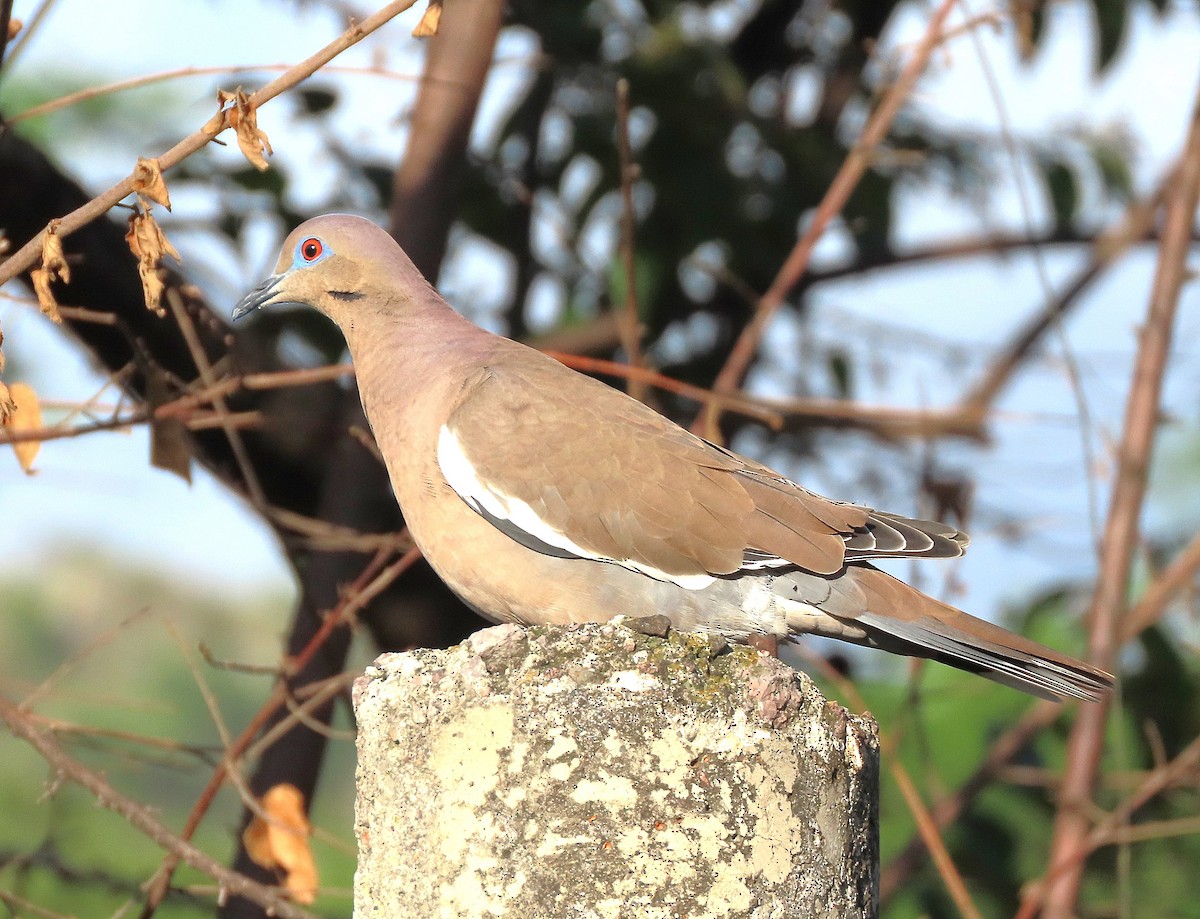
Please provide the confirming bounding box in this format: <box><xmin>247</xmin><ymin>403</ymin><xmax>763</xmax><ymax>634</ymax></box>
<box><xmin>1</xmin><ymin>0</ymin><xmax>1199</xmax><ymax>631</ymax></box>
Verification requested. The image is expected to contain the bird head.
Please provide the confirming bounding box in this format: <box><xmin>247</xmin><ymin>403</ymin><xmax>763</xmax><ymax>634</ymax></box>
<box><xmin>232</xmin><ymin>214</ymin><xmax>410</xmax><ymax>326</ymax></box>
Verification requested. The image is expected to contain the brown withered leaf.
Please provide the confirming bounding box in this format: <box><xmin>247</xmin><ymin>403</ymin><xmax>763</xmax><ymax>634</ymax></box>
<box><xmin>3</xmin><ymin>382</ymin><xmax>42</xmax><ymax>474</ymax></box>
<box><xmin>125</xmin><ymin>207</ymin><xmax>180</xmax><ymax>317</ymax></box>
<box><xmin>243</xmin><ymin>783</ymin><xmax>317</xmax><ymax>904</ymax></box>
<box><xmin>218</xmin><ymin>88</ymin><xmax>273</xmax><ymax>171</ymax></box>
<box><xmin>132</xmin><ymin>157</ymin><xmax>172</xmax><ymax>210</ymax></box>
<box><xmin>31</xmin><ymin>220</ymin><xmax>68</xmax><ymax>324</ymax></box>
<box><xmin>146</xmin><ymin>366</ymin><xmax>191</xmax><ymax>483</ymax></box>
<box><xmin>412</xmin><ymin>0</ymin><xmax>443</xmax><ymax>37</ymax></box>
<box><xmin>0</xmin><ymin>382</ymin><xmax>14</xmax><ymax>424</ymax></box>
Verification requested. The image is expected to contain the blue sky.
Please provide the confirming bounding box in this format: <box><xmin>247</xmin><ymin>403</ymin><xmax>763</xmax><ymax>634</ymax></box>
<box><xmin>1</xmin><ymin>0</ymin><xmax>1198</xmax><ymax>631</ymax></box>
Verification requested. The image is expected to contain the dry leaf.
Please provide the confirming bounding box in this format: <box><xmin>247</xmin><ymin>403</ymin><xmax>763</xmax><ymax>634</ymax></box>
<box><xmin>243</xmin><ymin>783</ymin><xmax>318</xmax><ymax>904</ymax></box>
<box><xmin>125</xmin><ymin>207</ymin><xmax>180</xmax><ymax>316</ymax></box>
<box><xmin>0</xmin><ymin>382</ymin><xmax>14</xmax><ymax>425</ymax></box>
<box><xmin>7</xmin><ymin>18</ymin><xmax>21</xmax><ymax>41</ymax></box>
<box><xmin>218</xmin><ymin>88</ymin><xmax>273</xmax><ymax>171</ymax></box>
<box><xmin>2</xmin><ymin>382</ymin><xmax>42</xmax><ymax>474</ymax></box>
<box><xmin>146</xmin><ymin>366</ymin><xmax>191</xmax><ymax>483</ymax></box>
<box><xmin>31</xmin><ymin>220</ymin><xmax>68</xmax><ymax>324</ymax></box>
<box><xmin>132</xmin><ymin>157</ymin><xmax>172</xmax><ymax>210</ymax></box>
<box><xmin>412</xmin><ymin>0</ymin><xmax>442</xmax><ymax>37</ymax></box>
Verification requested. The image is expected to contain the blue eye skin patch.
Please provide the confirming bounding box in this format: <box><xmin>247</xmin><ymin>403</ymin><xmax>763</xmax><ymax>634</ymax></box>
<box><xmin>293</xmin><ymin>237</ymin><xmax>333</xmax><ymax>269</ymax></box>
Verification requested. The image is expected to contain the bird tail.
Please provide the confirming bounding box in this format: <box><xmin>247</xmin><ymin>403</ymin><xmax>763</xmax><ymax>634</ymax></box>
<box><xmin>828</xmin><ymin>566</ymin><xmax>1113</xmax><ymax>702</ymax></box>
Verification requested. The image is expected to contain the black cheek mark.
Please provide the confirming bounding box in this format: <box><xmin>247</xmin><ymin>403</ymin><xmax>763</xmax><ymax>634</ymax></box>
<box><xmin>330</xmin><ymin>290</ymin><xmax>363</xmax><ymax>302</ymax></box>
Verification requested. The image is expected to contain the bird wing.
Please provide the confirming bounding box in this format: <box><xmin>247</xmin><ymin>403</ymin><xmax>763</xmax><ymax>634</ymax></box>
<box><xmin>438</xmin><ymin>349</ymin><xmax>963</xmax><ymax>585</ymax></box>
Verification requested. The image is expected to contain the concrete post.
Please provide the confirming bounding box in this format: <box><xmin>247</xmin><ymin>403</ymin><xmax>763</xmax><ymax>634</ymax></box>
<box><xmin>353</xmin><ymin>619</ymin><xmax>879</xmax><ymax>918</ymax></box>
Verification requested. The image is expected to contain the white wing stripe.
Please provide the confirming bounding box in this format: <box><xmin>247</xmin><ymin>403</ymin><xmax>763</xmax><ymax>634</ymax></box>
<box><xmin>437</xmin><ymin>425</ymin><xmax>714</xmax><ymax>590</ymax></box>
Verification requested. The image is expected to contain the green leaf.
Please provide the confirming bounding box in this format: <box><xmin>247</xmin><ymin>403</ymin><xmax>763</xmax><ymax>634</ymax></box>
<box><xmin>827</xmin><ymin>349</ymin><xmax>853</xmax><ymax>399</ymax></box>
<box><xmin>228</xmin><ymin>165</ymin><xmax>286</xmax><ymax>196</ymax></box>
<box><xmin>1090</xmin><ymin>138</ymin><xmax>1133</xmax><ymax>200</ymax></box>
<box><xmin>1039</xmin><ymin>157</ymin><xmax>1078</xmax><ymax>229</ymax></box>
<box><xmin>607</xmin><ymin>251</ymin><xmax>664</xmax><ymax>323</ymax></box>
<box><xmin>297</xmin><ymin>86</ymin><xmax>338</xmax><ymax>116</ymax></box>
<box><xmin>1089</xmin><ymin>0</ymin><xmax>1128</xmax><ymax>73</ymax></box>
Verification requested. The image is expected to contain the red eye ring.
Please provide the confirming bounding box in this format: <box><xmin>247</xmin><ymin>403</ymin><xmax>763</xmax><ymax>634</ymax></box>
<box><xmin>300</xmin><ymin>237</ymin><xmax>324</xmax><ymax>262</ymax></box>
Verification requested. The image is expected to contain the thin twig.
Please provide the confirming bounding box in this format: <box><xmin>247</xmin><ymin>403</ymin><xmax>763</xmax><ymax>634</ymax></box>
<box><xmin>246</xmin><ymin>674</ymin><xmax>359</xmax><ymax>759</ymax></box>
<box><xmin>166</xmin><ymin>289</ymin><xmax>267</xmax><ymax>508</ymax></box>
<box><xmin>880</xmin><ymin>698</ymin><xmax>1061</xmax><ymax>899</ymax></box>
<box><xmin>0</xmin><ymin>0</ymin><xmax>57</xmax><ymax>73</ymax></box>
<box><xmin>697</xmin><ymin>0</ymin><xmax>959</xmax><ymax>435</ymax></box>
<box><xmin>613</xmin><ymin>77</ymin><xmax>646</xmax><ymax>401</ymax></box>
<box><xmin>956</xmin><ymin>185</ymin><xmax>1163</xmax><ymax>427</ymax></box>
<box><xmin>6</xmin><ymin>54</ymin><xmax>541</xmax><ymax>125</ymax></box>
<box><xmin>1122</xmin><ymin>530</ymin><xmax>1200</xmax><ymax>641</ymax></box>
<box><xmin>882</xmin><ymin>524</ymin><xmax>1200</xmax><ymax>899</ymax></box>
<box><xmin>1033</xmin><ymin>78</ymin><xmax>1200</xmax><ymax>919</ymax></box>
<box><xmin>1020</xmin><ymin>732</ymin><xmax>1200</xmax><ymax>916</ymax></box>
<box><xmin>20</xmin><ymin>607</ymin><xmax>156</xmax><ymax>712</ymax></box>
<box><xmin>0</xmin><ymin>693</ymin><xmax>319</xmax><ymax>919</ymax></box>
<box><xmin>959</xmin><ymin>0</ymin><xmax>1103</xmax><ymax>546</ymax></box>
<box><xmin>242</xmin><ymin>363</ymin><xmax>353</xmax><ymax>390</ymax></box>
<box><xmin>546</xmin><ymin>351</ymin><xmax>783</xmax><ymax>429</ymax></box>
<box><xmin>0</xmin><ymin>401</ymin><xmax>256</xmax><ymax>444</ymax></box>
<box><xmin>794</xmin><ymin>644</ymin><xmax>984</xmax><ymax>919</ymax></box>
<box><xmin>0</xmin><ymin>0</ymin><xmax>424</xmax><ymax>288</ymax></box>
<box><xmin>139</xmin><ymin>543</ymin><xmax>411</xmax><ymax>911</ymax></box>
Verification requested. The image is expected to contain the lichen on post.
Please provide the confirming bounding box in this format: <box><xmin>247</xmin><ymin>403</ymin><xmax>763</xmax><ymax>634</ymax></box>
<box><xmin>353</xmin><ymin>619</ymin><xmax>879</xmax><ymax>918</ymax></box>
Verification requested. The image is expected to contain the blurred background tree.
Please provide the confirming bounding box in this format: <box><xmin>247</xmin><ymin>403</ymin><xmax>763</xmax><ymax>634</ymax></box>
<box><xmin>1</xmin><ymin>0</ymin><xmax>1198</xmax><ymax>917</ymax></box>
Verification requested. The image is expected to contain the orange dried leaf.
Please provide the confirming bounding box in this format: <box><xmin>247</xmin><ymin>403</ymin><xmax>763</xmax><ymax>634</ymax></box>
<box><xmin>218</xmin><ymin>88</ymin><xmax>273</xmax><ymax>171</ymax></box>
<box><xmin>7</xmin><ymin>18</ymin><xmax>21</xmax><ymax>41</ymax></box>
<box><xmin>132</xmin><ymin>157</ymin><xmax>172</xmax><ymax>210</ymax></box>
<box><xmin>412</xmin><ymin>0</ymin><xmax>443</xmax><ymax>37</ymax></box>
<box><xmin>242</xmin><ymin>783</ymin><xmax>317</xmax><ymax>904</ymax></box>
<box><xmin>3</xmin><ymin>382</ymin><xmax>42</xmax><ymax>474</ymax></box>
<box><xmin>0</xmin><ymin>382</ymin><xmax>13</xmax><ymax>424</ymax></box>
<box><xmin>125</xmin><ymin>207</ymin><xmax>180</xmax><ymax>316</ymax></box>
<box><xmin>32</xmin><ymin>221</ymin><xmax>69</xmax><ymax>323</ymax></box>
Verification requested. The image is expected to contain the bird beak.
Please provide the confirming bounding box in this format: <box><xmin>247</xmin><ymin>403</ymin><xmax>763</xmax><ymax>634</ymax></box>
<box><xmin>232</xmin><ymin>274</ymin><xmax>284</xmax><ymax>322</ymax></box>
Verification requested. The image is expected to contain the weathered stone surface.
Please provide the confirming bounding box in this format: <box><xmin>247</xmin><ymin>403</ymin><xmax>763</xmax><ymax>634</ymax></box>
<box><xmin>353</xmin><ymin>620</ymin><xmax>879</xmax><ymax>918</ymax></box>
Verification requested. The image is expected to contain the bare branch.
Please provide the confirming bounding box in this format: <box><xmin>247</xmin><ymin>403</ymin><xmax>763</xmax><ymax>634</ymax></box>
<box><xmin>614</xmin><ymin>77</ymin><xmax>646</xmax><ymax>401</ymax></box>
<box><xmin>1030</xmin><ymin>78</ymin><xmax>1200</xmax><ymax>919</ymax></box>
<box><xmin>0</xmin><ymin>0</ymin><xmax>424</xmax><ymax>288</ymax></box>
<box><xmin>0</xmin><ymin>693</ymin><xmax>319</xmax><ymax>919</ymax></box>
<box><xmin>698</xmin><ymin>0</ymin><xmax>959</xmax><ymax>434</ymax></box>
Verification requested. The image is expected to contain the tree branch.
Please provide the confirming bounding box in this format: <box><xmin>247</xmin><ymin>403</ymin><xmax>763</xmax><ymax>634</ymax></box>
<box><xmin>0</xmin><ymin>693</ymin><xmax>318</xmax><ymax>919</ymax></box>
<box><xmin>697</xmin><ymin>0</ymin><xmax>959</xmax><ymax>434</ymax></box>
<box><xmin>1026</xmin><ymin>79</ymin><xmax>1200</xmax><ymax>919</ymax></box>
<box><xmin>0</xmin><ymin>0</ymin><xmax>422</xmax><ymax>287</ymax></box>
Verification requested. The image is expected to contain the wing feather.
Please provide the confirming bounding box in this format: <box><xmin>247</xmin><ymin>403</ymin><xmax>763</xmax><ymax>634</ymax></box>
<box><xmin>439</xmin><ymin>347</ymin><xmax>968</xmax><ymax>583</ymax></box>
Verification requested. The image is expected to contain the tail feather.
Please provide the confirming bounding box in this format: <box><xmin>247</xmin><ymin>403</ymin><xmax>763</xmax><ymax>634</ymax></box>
<box><xmin>838</xmin><ymin>566</ymin><xmax>1113</xmax><ymax>702</ymax></box>
<box><xmin>853</xmin><ymin>611</ymin><xmax>1111</xmax><ymax>702</ymax></box>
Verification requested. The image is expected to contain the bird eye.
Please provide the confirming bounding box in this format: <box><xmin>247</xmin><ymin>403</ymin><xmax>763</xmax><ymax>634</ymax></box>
<box><xmin>300</xmin><ymin>238</ymin><xmax>323</xmax><ymax>262</ymax></box>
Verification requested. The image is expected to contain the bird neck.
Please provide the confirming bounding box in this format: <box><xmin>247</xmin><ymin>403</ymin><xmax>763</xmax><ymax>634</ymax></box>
<box><xmin>339</xmin><ymin>291</ymin><xmax>498</xmax><ymax>454</ymax></box>
<box><xmin>341</xmin><ymin>281</ymin><xmax>490</xmax><ymax>367</ymax></box>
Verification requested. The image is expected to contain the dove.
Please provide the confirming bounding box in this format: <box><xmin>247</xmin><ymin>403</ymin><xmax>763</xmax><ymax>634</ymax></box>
<box><xmin>234</xmin><ymin>215</ymin><xmax>1112</xmax><ymax>701</ymax></box>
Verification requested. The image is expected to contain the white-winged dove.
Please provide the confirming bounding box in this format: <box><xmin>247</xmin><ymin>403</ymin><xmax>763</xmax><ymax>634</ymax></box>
<box><xmin>234</xmin><ymin>215</ymin><xmax>1112</xmax><ymax>702</ymax></box>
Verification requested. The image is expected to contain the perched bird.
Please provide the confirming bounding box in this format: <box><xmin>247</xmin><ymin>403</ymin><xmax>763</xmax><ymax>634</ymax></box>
<box><xmin>234</xmin><ymin>215</ymin><xmax>1112</xmax><ymax>702</ymax></box>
